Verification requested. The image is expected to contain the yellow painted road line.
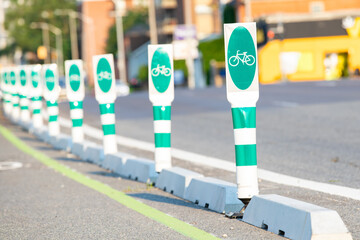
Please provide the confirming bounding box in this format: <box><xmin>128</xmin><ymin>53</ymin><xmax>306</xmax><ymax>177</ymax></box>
<box><xmin>0</xmin><ymin>125</ymin><xmax>219</xmax><ymax>240</ymax></box>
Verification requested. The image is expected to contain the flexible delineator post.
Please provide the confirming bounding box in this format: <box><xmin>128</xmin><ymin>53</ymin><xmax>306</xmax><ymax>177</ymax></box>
<box><xmin>231</xmin><ymin>106</ymin><xmax>258</xmax><ymax>202</ymax></box>
<box><xmin>46</xmin><ymin>100</ymin><xmax>60</xmax><ymax>136</ymax></box>
<box><xmin>31</xmin><ymin>96</ymin><xmax>43</xmax><ymax>128</ymax></box>
<box><xmin>153</xmin><ymin>105</ymin><xmax>172</xmax><ymax>172</ymax></box>
<box><xmin>11</xmin><ymin>92</ymin><xmax>20</xmax><ymax>122</ymax></box>
<box><xmin>99</xmin><ymin>103</ymin><xmax>117</xmax><ymax>154</ymax></box>
<box><xmin>3</xmin><ymin>91</ymin><xmax>12</xmax><ymax>116</ymax></box>
<box><xmin>19</xmin><ymin>94</ymin><xmax>30</xmax><ymax>124</ymax></box>
<box><xmin>69</xmin><ymin>101</ymin><xmax>84</xmax><ymax>143</ymax></box>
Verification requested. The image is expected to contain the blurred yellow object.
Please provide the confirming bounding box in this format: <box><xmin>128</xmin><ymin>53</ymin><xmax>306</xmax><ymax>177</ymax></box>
<box><xmin>346</xmin><ymin>17</ymin><xmax>360</xmax><ymax>38</ymax></box>
<box><xmin>37</xmin><ymin>46</ymin><xmax>47</xmax><ymax>60</ymax></box>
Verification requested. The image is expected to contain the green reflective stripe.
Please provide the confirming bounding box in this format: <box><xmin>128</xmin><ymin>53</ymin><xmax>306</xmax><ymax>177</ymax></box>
<box><xmin>31</xmin><ymin>96</ymin><xmax>42</xmax><ymax>101</ymax></box>
<box><xmin>99</xmin><ymin>103</ymin><xmax>115</xmax><ymax>114</ymax></box>
<box><xmin>46</xmin><ymin>101</ymin><xmax>58</xmax><ymax>107</ymax></box>
<box><xmin>102</xmin><ymin>124</ymin><xmax>115</xmax><ymax>135</ymax></box>
<box><xmin>70</xmin><ymin>101</ymin><xmax>83</xmax><ymax>110</ymax></box>
<box><xmin>20</xmin><ymin>106</ymin><xmax>29</xmax><ymax>110</ymax></box>
<box><xmin>12</xmin><ymin>93</ymin><xmax>18</xmax><ymax>97</ymax></box>
<box><xmin>4</xmin><ymin>100</ymin><xmax>11</xmax><ymax>103</ymax></box>
<box><xmin>33</xmin><ymin>109</ymin><xmax>41</xmax><ymax>114</ymax></box>
<box><xmin>72</xmin><ymin>119</ymin><xmax>83</xmax><ymax>127</ymax></box>
<box><xmin>19</xmin><ymin>95</ymin><xmax>27</xmax><ymax>99</ymax></box>
<box><xmin>49</xmin><ymin>115</ymin><xmax>58</xmax><ymax>122</ymax></box>
<box><xmin>13</xmin><ymin>104</ymin><xmax>19</xmax><ymax>107</ymax></box>
<box><xmin>235</xmin><ymin>144</ymin><xmax>257</xmax><ymax>166</ymax></box>
<box><xmin>154</xmin><ymin>133</ymin><xmax>171</xmax><ymax>148</ymax></box>
<box><xmin>231</xmin><ymin>107</ymin><xmax>256</xmax><ymax>129</ymax></box>
<box><xmin>153</xmin><ymin>106</ymin><xmax>171</xmax><ymax>121</ymax></box>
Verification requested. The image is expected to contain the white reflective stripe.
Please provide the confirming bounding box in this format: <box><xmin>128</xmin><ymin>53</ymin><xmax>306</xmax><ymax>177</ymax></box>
<box><xmin>70</xmin><ymin>109</ymin><xmax>83</xmax><ymax>119</ymax></box>
<box><xmin>48</xmin><ymin>121</ymin><xmax>60</xmax><ymax>136</ymax></box>
<box><xmin>20</xmin><ymin>98</ymin><xmax>29</xmax><ymax>105</ymax></box>
<box><xmin>32</xmin><ymin>114</ymin><xmax>43</xmax><ymax>128</ymax></box>
<box><xmin>234</xmin><ymin>128</ymin><xmax>256</xmax><ymax>145</ymax></box>
<box><xmin>236</xmin><ymin>165</ymin><xmax>259</xmax><ymax>199</ymax></box>
<box><xmin>47</xmin><ymin>106</ymin><xmax>59</xmax><ymax>116</ymax></box>
<box><xmin>154</xmin><ymin>147</ymin><xmax>172</xmax><ymax>172</ymax></box>
<box><xmin>101</xmin><ymin>114</ymin><xmax>115</xmax><ymax>125</ymax></box>
<box><xmin>32</xmin><ymin>101</ymin><xmax>42</xmax><ymax>109</ymax></box>
<box><xmin>103</xmin><ymin>135</ymin><xmax>118</xmax><ymax>155</ymax></box>
<box><xmin>154</xmin><ymin>120</ymin><xmax>171</xmax><ymax>133</ymax></box>
<box><xmin>72</xmin><ymin>127</ymin><xmax>84</xmax><ymax>143</ymax></box>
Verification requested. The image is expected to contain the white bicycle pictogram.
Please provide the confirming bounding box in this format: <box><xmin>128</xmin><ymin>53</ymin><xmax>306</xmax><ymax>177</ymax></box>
<box><xmin>229</xmin><ymin>50</ymin><xmax>255</xmax><ymax>67</ymax></box>
<box><xmin>98</xmin><ymin>71</ymin><xmax>112</xmax><ymax>81</ymax></box>
<box><xmin>151</xmin><ymin>64</ymin><xmax>171</xmax><ymax>77</ymax></box>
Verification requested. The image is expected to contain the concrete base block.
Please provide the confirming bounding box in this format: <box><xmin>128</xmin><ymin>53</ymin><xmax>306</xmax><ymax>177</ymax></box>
<box><xmin>156</xmin><ymin>167</ymin><xmax>204</xmax><ymax>199</ymax></box>
<box><xmin>34</xmin><ymin>127</ymin><xmax>49</xmax><ymax>142</ymax></box>
<box><xmin>52</xmin><ymin>134</ymin><xmax>72</xmax><ymax>152</ymax></box>
<box><xmin>122</xmin><ymin>157</ymin><xmax>158</xmax><ymax>184</ymax></box>
<box><xmin>102</xmin><ymin>152</ymin><xmax>134</xmax><ymax>172</ymax></box>
<box><xmin>243</xmin><ymin>194</ymin><xmax>352</xmax><ymax>240</ymax></box>
<box><xmin>84</xmin><ymin>143</ymin><xmax>104</xmax><ymax>165</ymax></box>
<box><xmin>71</xmin><ymin>142</ymin><xmax>87</xmax><ymax>160</ymax></box>
<box><xmin>184</xmin><ymin>177</ymin><xmax>244</xmax><ymax>214</ymax></box>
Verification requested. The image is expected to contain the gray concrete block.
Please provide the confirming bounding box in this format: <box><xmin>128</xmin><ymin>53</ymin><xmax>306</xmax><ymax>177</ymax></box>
<box><xmin>156</xmin><ymin>167</ymin><xmax>204</xmax><ymax>199</ymax></box>
<box><xmin>122</xmin><ymin>157</ymin><xmax>158</xmax><ymax>184</ymax></box>
<box><xmin>52</xmin><ymin>134</ymin><xmax>72</xmax><ymax>152</ymax></box>
<box><xmin>71</xmin><ymin>142</ymin><xmax>87</xmax><ymax>160</ymax></box>
<box><xmin>34</xmin><ymin>127</ymin><xmax>49</xmax><ymax>143</ymax></box>
<box><xmin>102</xmin><ymin>152</ymin><xmax>134</xmax><ymax>172</ymax></box>
<box><xmin>84</xmin><ymin>143</ymin><xmax>104</xmax><ymax>165</ymax></box>
<box><xmin>243</xmin><ymin>194</ymin><xmax>352</xmax><ymax>240</ymax></box>
<box><xmin>184</xmin><ymin>177</ymin><xmax>244</xmax><ymax>214</ymax></box>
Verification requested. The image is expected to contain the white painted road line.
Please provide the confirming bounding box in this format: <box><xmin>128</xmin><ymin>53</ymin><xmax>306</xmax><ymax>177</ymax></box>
<box><xmin>57</xmin><ymin>117</ymin><xmax>360</xmax><ymax>201</ymax></box>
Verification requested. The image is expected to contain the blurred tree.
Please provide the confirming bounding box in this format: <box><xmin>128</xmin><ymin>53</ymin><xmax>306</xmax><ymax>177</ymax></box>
<box><xmin>223</xmin><ymin>3</ymin><xmax>236</xmax><ymax>24</ymax></box>
<box><xmin>106</xmin><ymin>7</ymin><xmax>148</xmax><ymax>56</ymax></box>
<box><xmin>3</xmin><ymin>0</ymin><xmax>76</xmax><ymax>61</ymax></box>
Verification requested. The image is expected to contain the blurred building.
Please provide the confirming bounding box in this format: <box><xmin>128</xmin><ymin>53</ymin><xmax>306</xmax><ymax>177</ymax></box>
<box><xmin>233</xmin><ymin>0</ymin><xmax>360</xmax><ymax>83</ymax></box>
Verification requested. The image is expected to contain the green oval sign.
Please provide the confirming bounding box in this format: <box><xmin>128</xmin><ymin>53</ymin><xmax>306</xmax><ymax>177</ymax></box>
<box><xmin>151</xmin><ymin>47</ymin><xmax>171</xmax><ymax>93</ymax></box>
<box><xmin>45</xmin><ymin>69</ymin><xmax>55</xmax><ymax>91</ymax></box>
<box><xmin>96</xmin><ymin>58</ymin><xmax>112</xmax><ymax>93</ymax></box>
<box><xmin>31</xmin><ymin>70</ymin><xmax>39</xmax><ymax>88</ymax></box>
<box><xmin>227</xmin><ymin>26</ymin><xmax>256</xmax><ymax>90</ymax></box>
<box><xmin>10</xmin><ymin>71</ymin><xmax>16</xmax><ymax>86</ymax></box>
<box><xmin>20</xmin><ymin>70</ymin><xmax>27</xmax><ymax>87</ymax></box>
<box><xmin>69</xmin><ymin>64</ymin><xmax>81</xmax><ymax>92</ymax></box>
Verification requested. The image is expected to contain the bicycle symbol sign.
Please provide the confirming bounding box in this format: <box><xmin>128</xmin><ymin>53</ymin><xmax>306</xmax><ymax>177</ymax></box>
<box><xmin>229</xmin><ymin>50</ymin><xmax>255</xmax><ymax>67</ymax></box>
<box><xmin>151</xmin><ymin>64</ymin><xmax>171</xmax><ymax>77</ymax></box>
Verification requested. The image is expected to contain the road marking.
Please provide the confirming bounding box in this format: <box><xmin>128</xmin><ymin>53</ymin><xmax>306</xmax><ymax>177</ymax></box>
<box><xmin>58</xmin><ymin>117</ymin><xmax>360</xmax><ymax>201</ymax></box>
<box><xmin>0</xmin><ymin>124</ymin><xmax>219</xmax><ymax>240</ymax></box>
<box><xmin>0</xmin><ymin>161</ymin><xmax>23</xmax><ymax>170</ymax></box>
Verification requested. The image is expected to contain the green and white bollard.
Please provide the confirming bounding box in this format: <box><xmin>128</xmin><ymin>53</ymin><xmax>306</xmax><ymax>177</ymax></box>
<box><xmin>43</xmin><ymin>64</ymin><xmax>61</xmax><ymax>137</ymax></box>
<box><xmin>19</xmin><ymin>66</ymin><xmax>31</xmax><ymax>125</ymax></box>
<box><xmin>30</xmin><ymin>65</ymin><xmax>43</xmax><ymax>129</ymax></box>
<box><xmin>65</xmin><ymin>60</ymin><xmax>85</xmax><ymax>143</ymax></box>
<box><xmin>93</xmin><ymin>54</ymin><xmax>118</xmax><ymax>155</ymax></box>
<box><xmin>224</xmin><ymin>23</ymin><xmax>259</xmax><ymax>205</ymax></box>
<box><xmin>1</xmin><ymin>70</ymin><xmax>12</xmax><ymax>117</ymax></box>
<box><xmin>148</xmin><ymin>44</ymin><xmax>174</xmax><ymax>172</ymax></box>
<box><xmin>9</xmin><ymin>69</ymin><xmax>20</xmax><ymax>122</ymax></box>
<box><xmin>46</xmin><ymin>100</ymin><xmax>60</xmax><ymax>136</ymax></box>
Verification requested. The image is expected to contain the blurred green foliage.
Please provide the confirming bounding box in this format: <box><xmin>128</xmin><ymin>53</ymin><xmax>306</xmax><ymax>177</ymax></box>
<box><xmin>106</xmin><ymin>7</ymin><xmax>148</xmax><ymax>56</ymax></box>
<box><xmin>3</xmin><ymin>0</ymin><xmax>76</xmax><ymax>61</ymax></box>
<box><xmin>198</xmin><ymin>37</ymin><xmax>225</xmax><ymax>84</ymax></box>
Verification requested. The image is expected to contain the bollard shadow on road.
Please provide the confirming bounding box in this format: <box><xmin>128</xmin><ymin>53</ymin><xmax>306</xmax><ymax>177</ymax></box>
<box><xmin>128</xmin><ymin>192</ymin><xmax>210</xmax><ymax>211</ymax></box>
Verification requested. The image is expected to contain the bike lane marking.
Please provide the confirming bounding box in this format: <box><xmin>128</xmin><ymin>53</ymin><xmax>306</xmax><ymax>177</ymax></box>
<box><xmin>0</xmin><ymin>124</ymin><xmax>219</xmax><ymax>240</ymax></box>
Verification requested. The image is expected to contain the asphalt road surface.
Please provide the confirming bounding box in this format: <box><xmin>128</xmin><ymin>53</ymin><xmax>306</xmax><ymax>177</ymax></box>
<box><xmin>1</xmin><ymin>79</ymin><xmax>360</xmax><ymax>239</ymax></box>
